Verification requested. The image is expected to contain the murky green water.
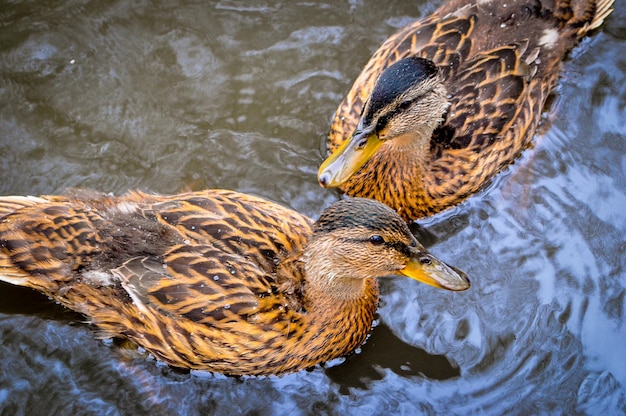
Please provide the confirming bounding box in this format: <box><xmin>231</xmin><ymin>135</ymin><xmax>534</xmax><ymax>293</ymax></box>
<box><xmin>1</xmin><ymin>1</ymin><xmax>625</xmax><ymax>414</ymax></box>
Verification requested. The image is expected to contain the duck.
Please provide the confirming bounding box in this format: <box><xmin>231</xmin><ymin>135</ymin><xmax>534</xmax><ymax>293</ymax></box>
<box><xmin>318</xmin><ymin>0</ymin><xmax>615</xmax><ymax>221</ymax></box>
<box><xmin>0</xmin><ymin>189</ymin><xmax>469</xmax><ymax>376</ymax></box>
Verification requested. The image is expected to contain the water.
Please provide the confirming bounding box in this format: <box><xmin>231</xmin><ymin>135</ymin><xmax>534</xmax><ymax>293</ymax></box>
<box><xmin>1</xmin><ymin>1</ymin><xmax>625</xmax><ymax>414</ymax></box>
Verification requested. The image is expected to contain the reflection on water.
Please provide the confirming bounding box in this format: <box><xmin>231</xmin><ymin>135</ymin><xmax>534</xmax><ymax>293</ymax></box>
<box><xmin>1</xmin><ymin>0</ymin><xmax>625</xmax><ymax>414</ymax></box>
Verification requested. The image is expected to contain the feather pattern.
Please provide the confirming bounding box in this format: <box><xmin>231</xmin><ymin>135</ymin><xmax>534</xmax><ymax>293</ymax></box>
<box><xmin>322</xmin><ymin>0</ymin><xmax>615</xmax><ymax>220</ymax></box>
<box><xmin>0</xmin><ymin>189</ymin><xmax>469</xmax><ymax>375</ymax></box>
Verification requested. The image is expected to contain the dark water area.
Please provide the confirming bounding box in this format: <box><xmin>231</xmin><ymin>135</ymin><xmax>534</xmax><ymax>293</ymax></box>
<box><xmin>1</xmin><ymin>1</ymin><xmax>625</xmax><ymax>415</ymax></box>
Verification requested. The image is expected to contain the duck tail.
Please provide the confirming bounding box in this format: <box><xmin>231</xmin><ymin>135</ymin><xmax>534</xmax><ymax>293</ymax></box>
<box><xmin>0</xmin><ymin>254</ymin><xmax>29</xmax><ymax>286</ymax></box>
<box><xmin>553</xmin><ymin>0</ymin><xmax>615</xmax><ymax>37</ymax></box>
<box><xmin>0</xmin><ymin>196</ymin><xmax>49</xmax><ymax>219</ymax></box>
<box><xmin>0</xmin><ymin>197</ymin><xmax>50</xmax><ymax>288</ymax></box>
<box><xmin>0</xmin><ymin>196</ymin><xmax>105</xmax><ymax>293</ymax></box>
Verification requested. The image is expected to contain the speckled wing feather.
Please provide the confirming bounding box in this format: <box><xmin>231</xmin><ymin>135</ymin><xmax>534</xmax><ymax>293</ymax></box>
<box><xmin>0</xmin><ymin>190</ymin><xmax>311</xmax><ymax>289</ymax></box>
<box><xmin>0</xmin><ymin>190</ymin><xmax>316</xmax><ymax>373</ymax></box>
<box><xmin>426</xmin><ymin>40</ymin><xmax>546</xmax><ymax>206</ymax></box>
<box><xmin>137</xmin><ymin>191</ymin><xmax>311</xmax><ymax>275</ymax></box>
<box><xmin>0</xmin><ymin>200</ymin><xmax>109</xmax><ymax>285</ymax></box>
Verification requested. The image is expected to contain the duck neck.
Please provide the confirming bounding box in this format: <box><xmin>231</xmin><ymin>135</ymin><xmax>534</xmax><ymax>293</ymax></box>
<box><xmin>303</xmin><ymin>265</ymin><xmax>379</xmax><ymax>340</ymax></box>
<box><xmin>384</xmin><ymin>130</ymin><xmax>431</xmax><ymax>168</ymax></box>
<box><xmin>299</xmin><ymin>246</ymin><xmax>379</xmax><ymax>352</ymax></box>
<box><xmin>301</xmin><ymin>238</ymin><xmax>379</xmax><ymax>306</ymax></box>
<box><xmin>353</xmin><ymin>130</ymin><xmax>432</xmax><ymax>218</ymax></box>
<box><xmin>275</xmin><ymin>233</ymin><xmax>380</xmax><ymax>364</ymax></box>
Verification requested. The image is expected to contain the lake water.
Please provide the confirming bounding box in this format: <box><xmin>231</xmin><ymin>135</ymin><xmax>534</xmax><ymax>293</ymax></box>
<box><xmin>0</xmin><ymin>1</ymin><xmax>625</xmax><ymax>415</ymax></box>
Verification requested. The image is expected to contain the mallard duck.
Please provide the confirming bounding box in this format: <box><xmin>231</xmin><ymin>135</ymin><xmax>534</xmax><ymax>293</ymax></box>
<box><xmin>0</xmin><ymin>189</ymin><xmax>469</xmax><ymax>376</ymax></box>
<box><xmin>318</xmin><ymin>0</ymin><xmax>615</xmax><ymax>220</ymax></box>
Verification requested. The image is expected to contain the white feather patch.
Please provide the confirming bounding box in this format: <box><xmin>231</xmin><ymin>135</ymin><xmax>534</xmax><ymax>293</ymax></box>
<box><xmin>114</xmin><ymin>202</ymin><xmax>138</xmax><ymax>215</ymax></box>
<box><xmin>539</xmin><ymin>28</ymin><xmax>559</xmax><ymax>49</ymax></box>
<box><xmin>82</xmin><ymin>270</ymin><xmax>117</xmax><ymax>286</ymax></box>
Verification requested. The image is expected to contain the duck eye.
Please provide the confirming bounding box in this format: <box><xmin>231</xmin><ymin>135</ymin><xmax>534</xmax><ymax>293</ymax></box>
<box><xmin>399</xmin><ymin>100</ymin><xmax>413</xmax><ymax>110</ymax></box>
<box><xmin>369</xmin><ymin>235</ymin><xmax>385</xmax><ymax>245</ymax></box>
<box><xmin>419</xmin><ymin>257</ymin><xmax>432</xmax><ymax>265</ymax></box>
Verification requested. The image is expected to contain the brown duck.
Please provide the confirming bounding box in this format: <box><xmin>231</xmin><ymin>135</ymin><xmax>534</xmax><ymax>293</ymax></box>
<box><xmin>0</xmin><ymin>189</ymin><xmax>469</xmax><ymax>376</ymax></box>
<box><xmin>318</xmin><ymin>0</ymin><xmax>615</xmax><ymax>220</ymax></box>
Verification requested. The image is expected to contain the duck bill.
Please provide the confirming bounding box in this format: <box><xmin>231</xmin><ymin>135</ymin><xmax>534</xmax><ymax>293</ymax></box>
<box><xmin>398</xmin><ymin>252</ymin><xmax>470</xmax><ymax>291</ymax></box>
<box><xmin>318</xmin><ymin>128</ymin><xmax>384</xmax><ymax>188</ymax></box>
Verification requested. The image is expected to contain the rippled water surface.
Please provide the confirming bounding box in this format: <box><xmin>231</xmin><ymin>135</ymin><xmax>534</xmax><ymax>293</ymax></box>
<box><xmin>1</xmin><ymin>1</ymin><xmax>625</xmax><ymax>415</ymax></box>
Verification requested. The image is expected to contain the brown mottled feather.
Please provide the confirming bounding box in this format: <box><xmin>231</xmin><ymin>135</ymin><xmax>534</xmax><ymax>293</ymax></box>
<box><xmin>0</xmin><ymin>190</ymin><xmax>469</xmax><ymax>375</ymax></box>
<box><xmin>325</xmin><ymin>0</ymin><xmax>614</xmax><ymax>220</ymax></box>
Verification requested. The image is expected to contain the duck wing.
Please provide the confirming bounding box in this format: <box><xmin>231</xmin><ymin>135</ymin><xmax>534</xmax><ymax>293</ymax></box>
<box><xmin>0</xmin><ymin>190</ymin><xmax>314</xmax><ymax>371</ymax></box>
